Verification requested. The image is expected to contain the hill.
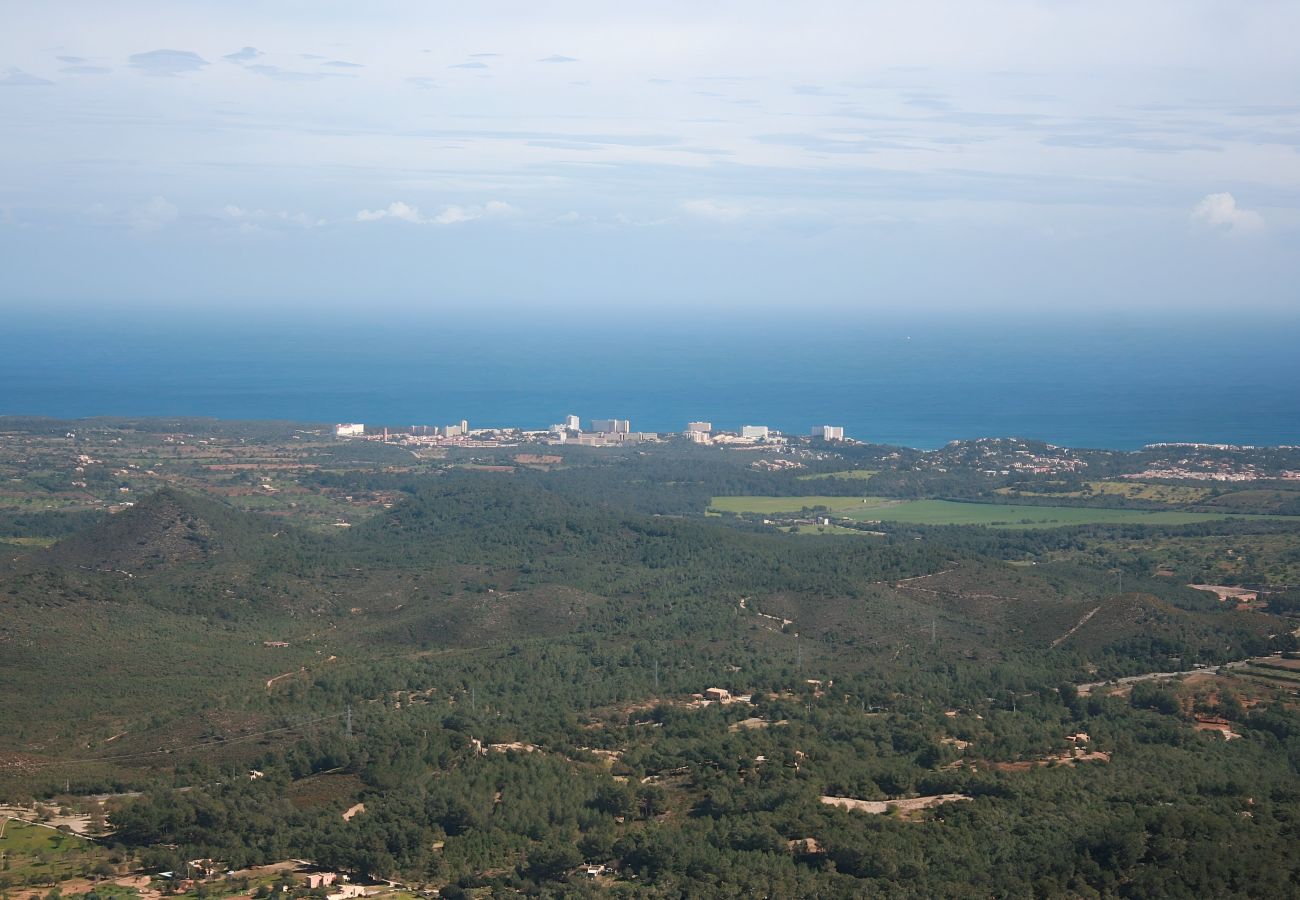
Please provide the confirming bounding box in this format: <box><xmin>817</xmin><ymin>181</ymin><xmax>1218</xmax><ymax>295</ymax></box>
<box><xmin>30</xmin><ymin>487</ymin><xmax>277</xmax><ymax>573</ymax></box>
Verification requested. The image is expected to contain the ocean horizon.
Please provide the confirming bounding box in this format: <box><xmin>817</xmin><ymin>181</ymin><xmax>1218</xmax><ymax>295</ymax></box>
<box><xmin>4</xmin><ymin>313</ymin><xmax>1298</xmax><ymax>450</ymax></box>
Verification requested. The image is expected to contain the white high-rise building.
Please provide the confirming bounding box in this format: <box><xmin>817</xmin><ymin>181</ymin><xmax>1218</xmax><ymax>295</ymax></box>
<box><xmin>741</xmin><ymin>425</ymin><xmax>770</xmax><ymax>440</ymax></box>
<box><xmin>564</xmin><ymin>414</ymin><xmax>581</xmax><ymax>431</ymax></box>
<box><xmin>813</xmin><ymin>425</ymin><xmax>845</xmax><ymax>441</ymax></box>
<box><xmin>686</xmin><ymin>421</ymin><xmax>712</xmax><ymax>434</ymax></box>
<box><xmin>591</xmin><ymin>418</ymin><xmax>630</xmax><ymax>434</ymax></box>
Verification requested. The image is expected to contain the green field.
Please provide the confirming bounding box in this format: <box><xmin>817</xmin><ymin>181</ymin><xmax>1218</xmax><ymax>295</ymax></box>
<box><xmin>710</xmin><ymin>496</ymin><xmax>1295</xmax><ymax>529</ymax></box>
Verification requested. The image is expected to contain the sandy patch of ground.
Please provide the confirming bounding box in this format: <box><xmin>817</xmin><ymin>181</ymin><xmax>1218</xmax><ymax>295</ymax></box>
<box><xmin>988</xmin><ymin>749</ymin><xmax>1111</xmax><ymax>772</ymax></box>
<box><xmin>1194</xmin><ymin>719</ymin><xmax>1242</xmax><ymax>740</ymax></box>
<box><xmin>488</xmin><ymin>741</ymin><xmax>540</xmax><ymax>753</ymax></box>
<box><xmin>729</xmin><ymin>717</ymin><xmax>788</xmax><ymax>732</ymax></box>
<box><xmin>820</xmin><ymin>793</ymin><xmax>971</xmax><ymax>815</ymax></box>
<box><xmin>1187</xmin><ymin>584</ymin><xmax>1258</xmax><ymax>602</ymax></box>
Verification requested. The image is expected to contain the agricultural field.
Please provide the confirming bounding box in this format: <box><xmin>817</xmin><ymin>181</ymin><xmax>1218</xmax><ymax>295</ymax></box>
<box><xmin>1082</xmin><ymin>481</ymin><xmax>1214</xmax><ymax>503</ymax></box>
<box><xmin>997</xmin><ymin>481</ymin><xmax>1213</xmax><ymax>504</ymax></box>
<box><xmin>0</xmin><ymin>819</ymin><xmax>111</xmax><ymax>887</ymax></box>
<box><xmin>711</xmin><ymin>496</ymin><xmax>1295</xmax><ymax>529</ymax></box>
<box><xmin>848</xmin><ymin>500</ymin><xmax>1292</xmax><ymax>528</ymax></box>
<box><xmin>797</xmin><ymin>469</ymin><xmax>878</xmax><ymax>482</ymax></box>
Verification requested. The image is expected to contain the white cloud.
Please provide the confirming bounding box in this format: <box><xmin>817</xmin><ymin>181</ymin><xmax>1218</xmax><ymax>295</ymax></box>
<box><xmin>223</xmin><ymin>205</ymin><xmax>326</xmax><ymax>228</ymax></box>
<box><xmin>1191</xmin><ymin>192</ymin><xmax>1264</xmax><ymax>235</ymax></box>
<box><xmin>432</xmin><ymin>205</ymin><xmax>474</xmax><ymax>225</ymax></box>
<box><xmin>128</xmin><ymin>196</ymin><xmax>179</xmax><ymax>232</ymax></box>
<box><xmin>356</xmin><ymin>200</ymin><xmax>517</xmax><ymax>225</ymax></box>
<box><xmin>682</xmin><ymin>199</ymin><xmax>747</xmax><ymax>222</ymax></box>
<box><xmin>357</xmin><ymin>201</ymin><xmax>426</xmax><ymax>223</ymax></box>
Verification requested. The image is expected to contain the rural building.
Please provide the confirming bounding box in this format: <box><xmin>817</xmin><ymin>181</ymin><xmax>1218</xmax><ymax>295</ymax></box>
<box><xmin>705</xmin><ymin>687</ymin><xmax>731</xmax><ymax>702</ymax></box>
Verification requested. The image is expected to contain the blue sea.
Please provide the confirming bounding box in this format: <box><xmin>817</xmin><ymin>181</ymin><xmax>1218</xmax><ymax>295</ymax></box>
<box><xmin>3</xmin><ymin>313</ymin><xmax>1298</xmax><ymax>450</ymax></box>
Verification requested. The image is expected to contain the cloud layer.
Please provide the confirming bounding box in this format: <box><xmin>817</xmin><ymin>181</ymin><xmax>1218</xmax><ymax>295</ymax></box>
<box><xmin>1</xmin><ymin>2</ymin><xmax>1298</xmax><ymax>314</ymax></box>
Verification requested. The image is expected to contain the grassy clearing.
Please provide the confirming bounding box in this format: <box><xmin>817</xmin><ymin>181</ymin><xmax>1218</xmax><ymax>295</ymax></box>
<box><xmin>782</xmin><ymin>524</ymin><xmax>881</xmax><ymax>536</ymax></box>
<box><xmin>1084</xmin><ymin>481</ymin><xmax>1214</xmax><ymax>503</ymax></box>
<box><xmin>0</xmin><ymin>496</ymin><xmax>90</xmax><ymax>511</ymax></box>
<box><xmin>0</xmin><ymin>536</ymin><xmax>58</xmax><ymax>547</ymax></box>
<box><xmin>709</xmin><ymin>496</ymin><xmax>892</xmax><ymax>515</ymax></box>
<box><xmin>0</xmin><ymin>819</ymin><xmax>103</xmax><ymax>884</ymax></box>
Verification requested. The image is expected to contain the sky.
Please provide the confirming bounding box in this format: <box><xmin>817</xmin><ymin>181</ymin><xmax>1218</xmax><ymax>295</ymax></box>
<box><xmin>1</xmin><ymin>1</ymin><xmax>1298</xmax><ymax>320</ymax></box>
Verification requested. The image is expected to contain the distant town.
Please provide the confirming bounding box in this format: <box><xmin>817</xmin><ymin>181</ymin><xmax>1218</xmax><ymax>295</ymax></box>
<box><xmin>333</xmin><ymin>417</ymin><xmax>848</xmax><ymax>450</ymax></box>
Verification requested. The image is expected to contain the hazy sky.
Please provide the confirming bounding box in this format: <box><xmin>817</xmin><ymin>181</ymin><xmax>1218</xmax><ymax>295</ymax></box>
<box><xmin>2</xmin><ymin>1</ymin><xmax>1298</xmax><ymax>317</ymax></box>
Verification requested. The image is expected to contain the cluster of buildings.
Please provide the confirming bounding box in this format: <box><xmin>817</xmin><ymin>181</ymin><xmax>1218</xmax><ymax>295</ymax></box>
<box><xmin>681</xmin><ymin>422</ymin><xmax>846</xmax><ymax>446</ymax></box>
<box><xmin>338</xmin><ymin>421</ymin><xmax>470</xmax><ymax>439</ymax></box>
<box><xmin>335</xmin><ymin>419</ymin><xmax>517</xmax><ymax>449</ymax></box>
<box><xmin>548</xmin><ymin>418</ymin><xmax>849</xmax><ymax>447</ymax></box>
<box><xmin>1122</xmin><ymin>464</ymin><xmax>1299</xmax><ymax>483</ymax></box>
<box><xmin>546</xmin><ymin>416</ymin><xmax>656</xmax><ymax>447</ymax></box>
<box><xmin>334</xmin><ymin>416</ymin><xmax>850</xmax><ymax>449</ymax></box>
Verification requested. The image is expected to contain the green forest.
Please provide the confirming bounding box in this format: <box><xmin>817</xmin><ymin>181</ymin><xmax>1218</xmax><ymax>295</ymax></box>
<box><xmin>2</xmin><ymin>424</ymin><xmax>1300</xmax><ymax>897</ymax></box>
